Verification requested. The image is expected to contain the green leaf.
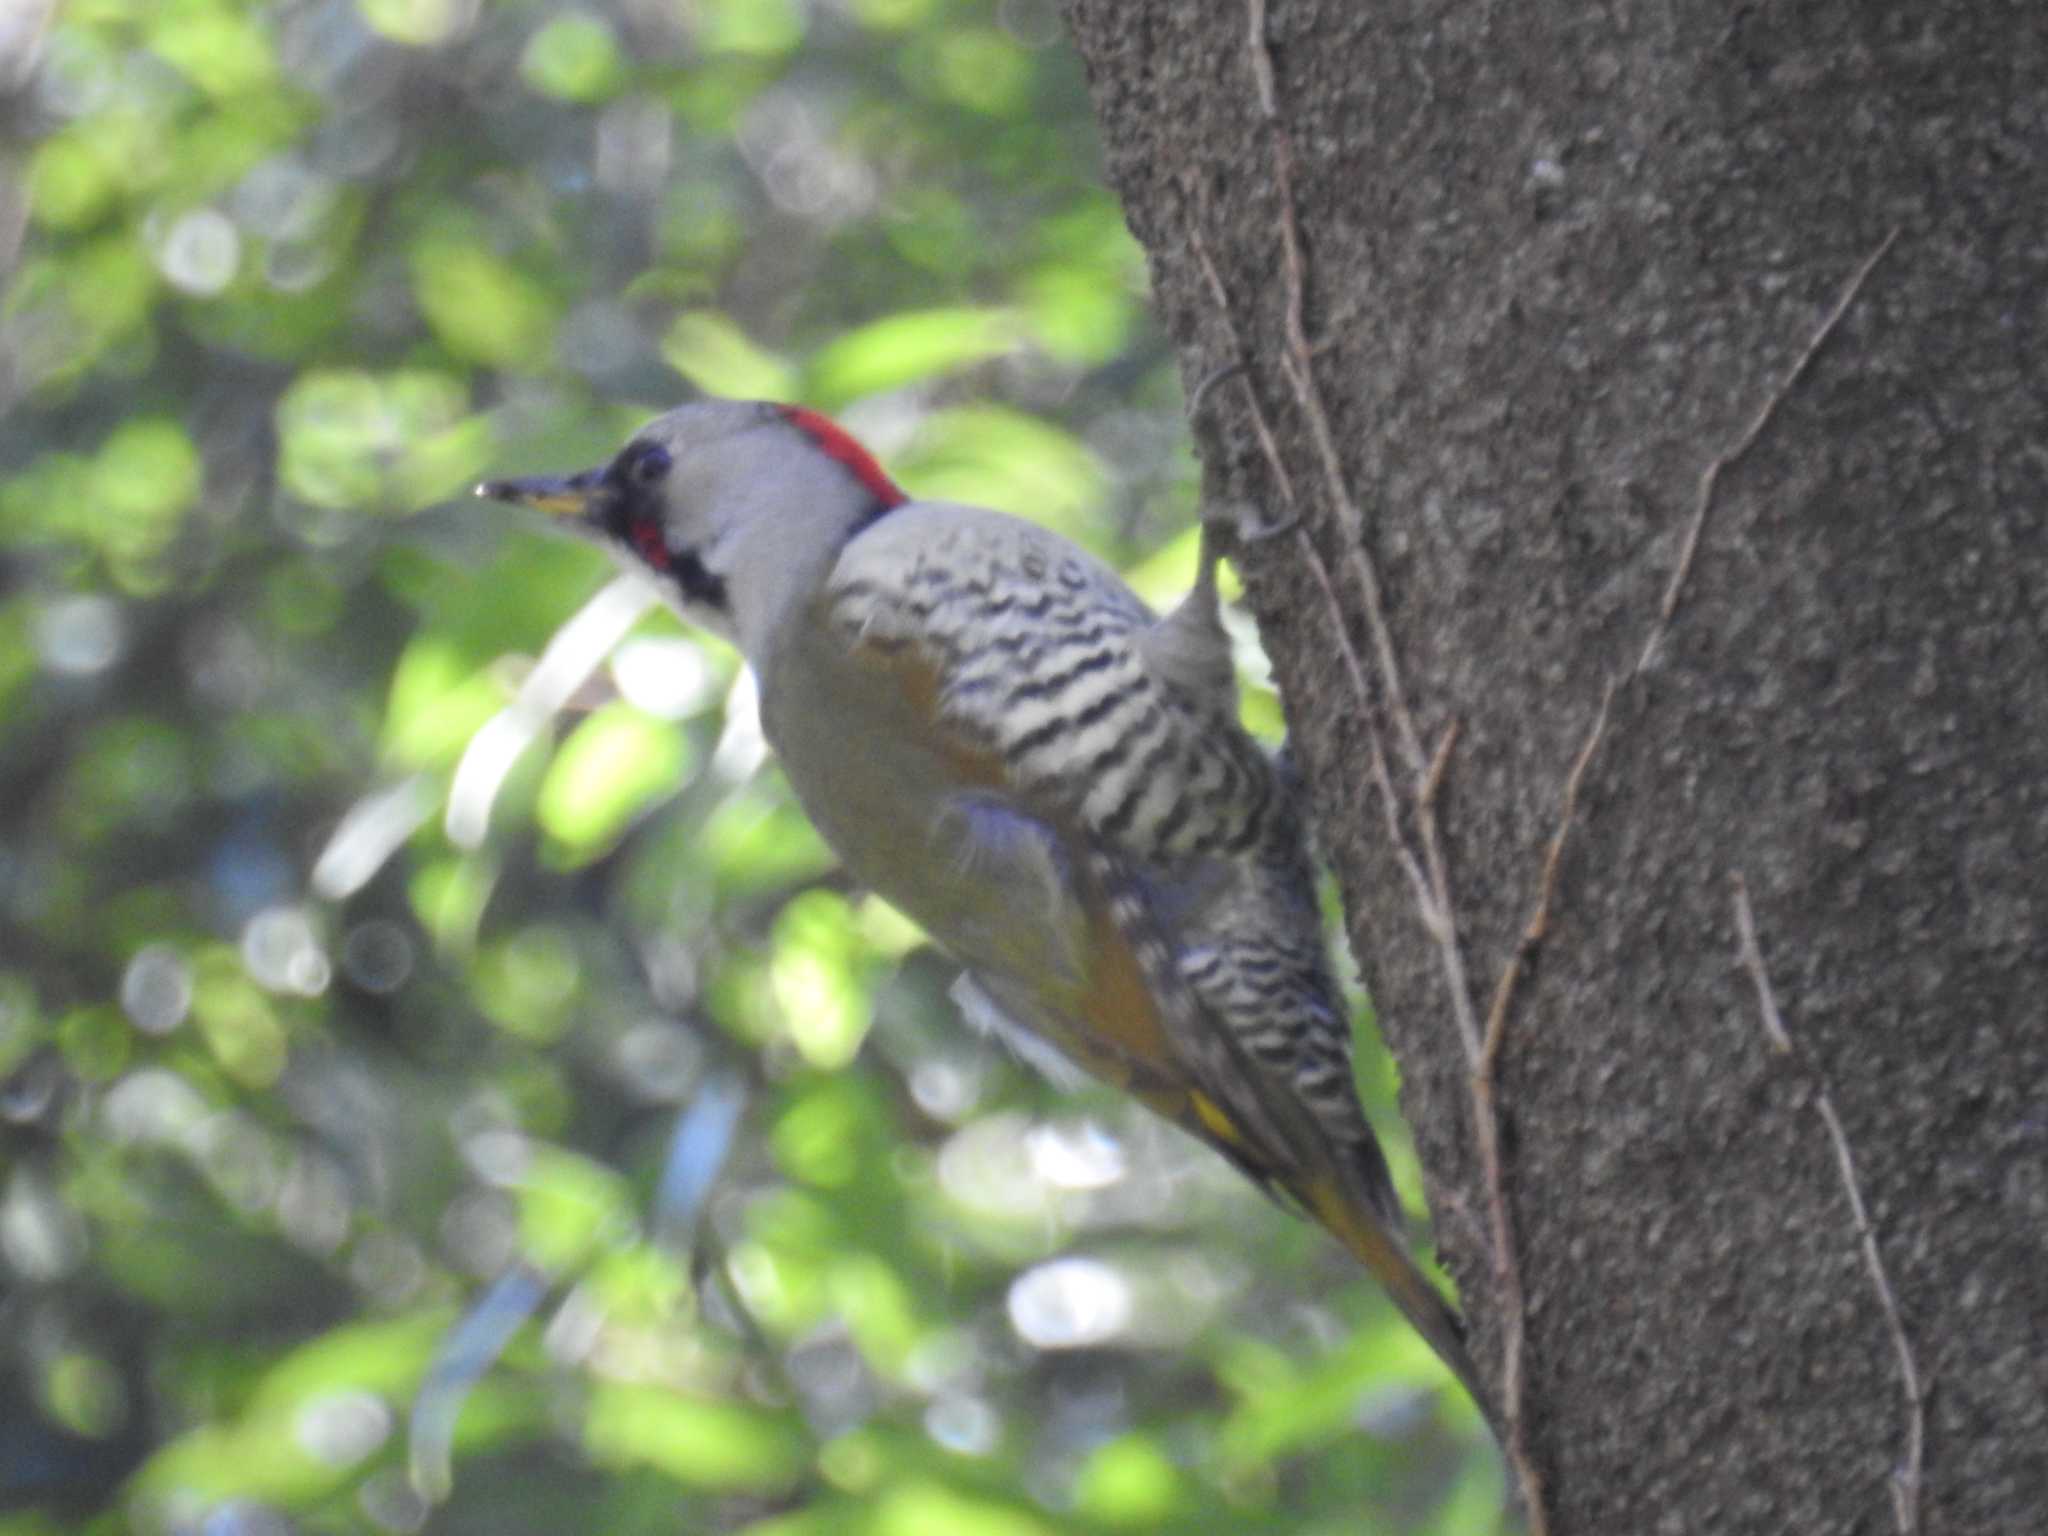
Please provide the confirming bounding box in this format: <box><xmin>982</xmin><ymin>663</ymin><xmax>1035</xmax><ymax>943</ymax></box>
<box><xmin>909</xmin><ymin>26</ymin><xmax>1032</xmax><ymax>117</ymax></box>
<box><xmin>0</xmin><ymin>450</ymin><xmax>90</xmax><ymax>544</ymax></box>
<box><xmin>806</xmin><ymin>308</ymin><xmax>1022</xmax><ymax>408</ymax></box>
<box><xmin>472</xmin><ymin>924</ymin><xmax>582</xmax><ymax>1043</ymax></box>
<box><xmin>1073</xmin><ymin>1432</ymin><xmax>1187</xmax><ymax>1526</ymax></box>
<box><xmin>394</xmin><ymin>412</ymin><xmax>496</xmax><ymax>510</ymax></box>
<box><xmin>130</xmin><ymin>1309</ymin><xmax>457</xmax><ymax>1512</ymax></box>
<box><xmin>90</xmin><ymin>417</ymin><xmax>201</xmax><ymax>561</ymax></box>
<box><xmin>1019</xmin><ymin>263</ymin><xmax>1136</xmax><ymax>368</ymax></box>
<box><xmin>411</xmin><ymin>854</ymin><xmax>497</xmax><ymax>957</ymax></box>
<box><xmin>586</xmin><ymin>1245</ymin><xmax>691</xmax><ymax>1328</ymax></box>
<box><xmin>697</xmin><ymin>0</ymin><xmax>806</xmax><ymax>56</ymax></box>
<box><xmin>1423</xmin><ymin>1451</ymin><xmax>1512</xmax><ymax>1536</ymax></box>
<box><xmin>521</xmin><ymin>14</ymin><xmax>625</xmax><ymax>102</ymax></box>
<box><xmin>276</xmin><ymin>369</ymin><xmax>386</xmax><ymax>508</ymax></box>
<box><xmin>848</xmin><ymin>0</ymin><xmax>935</xmax><ymax>32</ymax></box>
<box><xmin>771</xmin><ymin>1076</ymin><xmax>873</xmax><ymax>1190</ymax></box>
<box><xmin>411</xmin><ymin>238</ymin><xmax>557</xmax><ymax>372</ymax></box>
<box><xmin>358</xmin><ymin>0</ymin><xmax>476</xmax><ymax>47</ymax></box>
<box><xmin>26</xmin><ymin>133</ymin><xmax>118</xmax><ymax>232</ymax></box>
<box><xmin>769</xmin><ymin>891</ymin><xmax>871</xmax><ymax>1070</ymax></box>
<box><xmin>584</xmin><ymin>1382</ymin><xmax>808</xmax><ymax>1492</ymax></box>
<box><xmin>1119</xmin><ymin>522</ymin><xmax>1204</xmax><ymax>611</ymax></box>
<box><xmin>148</xmin><ymin>7</ymin><xmax>276</xmax><ymax>96</ymax></box>
<box><xmin>536</xmin><ymin>703</ymin><xmax>689</xmax><ymax>865</ymax></box>
<box><xmin>190</xmin><ymin>947</ymin><xmax>289</xmax><ymax>1089</ymax></box>
<box><xmin>44</xmin><ymin>1351</ymin><xmax>125</xmax><ymax>1438</ymax></box>
<box><xmin>873</xmin><ymin>1481</ymin><xmax>1055</xmax><ymax>1536</ymax></box>
<box><xmin>60</xmin><ymin>717</ymin><xmax>194</xmax><ymax>843</ymax></box>
<box><xmin>664</xmin><ymin>310</ymin><xmax>799</xmax><ymax>402</ymax></box>
<box><xmin>248</xmin><ymin>1308</ymin><xmax>459</xmax><ymax>1416</ymax></box>
<box><xmin>1216</xmin><ymin>1313</ymin><xmax>1442</xmax><ymax>1467</ymax></box>
<box><xmin>275</xmin><ymin>368</ymin><xmax>471</xmax><ymax>511</ymax></box>
<box><xmin>698</xmin><ymin>782</ymin><xmax>837</xmax><ymax>897</ymax></box>
<box><xmin>0</xmin><ymin>973</ymin><xmax>40</xmax><ymax>1082</ymax></box>
<box><xmin>826</xmin><ymin>1253</ymin><xmax>922</xmax><ymax>1378</ymax></box>
<box><xmin>518</xmin><ymin>1147</ymin><xmax>634</xmax><ymax>1271</ymax></box>
<box><xmin>56</xmin><ymin>1005</ymin><xmax>129</xmax><ymax>1082</ymax></box>
<box><xmin>894</xmin><ymin>406</ymin><xmax>1106</xmax><ymax>536</ymax></box>
<box><xmin>380</xmin><ymin>633</ymin><xmax>506</xmax><ymax>769</ymax></box>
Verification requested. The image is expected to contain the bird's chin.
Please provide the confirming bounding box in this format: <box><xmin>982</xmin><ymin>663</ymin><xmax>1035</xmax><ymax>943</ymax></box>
<box><xmin>555</xmin><ymin>512</ymin><xmax>614</xmax><ymax>547</ymax></box>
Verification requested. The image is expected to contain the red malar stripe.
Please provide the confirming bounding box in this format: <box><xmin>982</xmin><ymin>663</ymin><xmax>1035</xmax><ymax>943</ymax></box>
<box><xmin>776</xmin><ymin>405</ymin><xmax>908</xmax><ymax>510</ymax></box>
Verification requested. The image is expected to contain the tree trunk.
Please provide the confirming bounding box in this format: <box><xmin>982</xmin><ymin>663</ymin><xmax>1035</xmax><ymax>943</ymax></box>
<box><xmin>1061</xmin><ymin>3</ymin><xmax>2046</xmax><ymax>1531</ymax></box>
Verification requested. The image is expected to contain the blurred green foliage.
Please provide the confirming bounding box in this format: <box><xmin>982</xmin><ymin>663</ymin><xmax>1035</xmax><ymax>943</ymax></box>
<box><xmin>0</xmin><ymin>1</ymin><xmax>1500</xmax><ymax>1532</ymax></box>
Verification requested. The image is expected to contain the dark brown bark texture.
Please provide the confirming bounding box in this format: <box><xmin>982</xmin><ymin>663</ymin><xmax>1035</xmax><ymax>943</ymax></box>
<box><xmin>1062</xmin><ymin>3</ymin><xmax>2045</xmax><ymax>1532</ymax></box>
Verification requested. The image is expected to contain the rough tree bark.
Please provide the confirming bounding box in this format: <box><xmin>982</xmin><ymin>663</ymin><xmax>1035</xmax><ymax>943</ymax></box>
<box><xmin>1062</xmin><ymin>4</ymin><xmax>2045</xmax><ymax>1533</ymax></box>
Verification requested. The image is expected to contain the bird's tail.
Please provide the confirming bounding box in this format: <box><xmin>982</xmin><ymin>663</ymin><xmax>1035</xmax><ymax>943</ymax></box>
<box><xmin>1298</xmin><ymin>1173</ymin><xmax>1501</xmax><ymax>1442</ymax></box>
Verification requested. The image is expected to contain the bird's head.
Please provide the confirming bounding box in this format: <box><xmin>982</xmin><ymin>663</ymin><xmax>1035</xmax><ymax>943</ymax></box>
<box><xmin>478</xmin><ymin>397</ymin><xmax>906</xmax><ymax>650</ymax></box>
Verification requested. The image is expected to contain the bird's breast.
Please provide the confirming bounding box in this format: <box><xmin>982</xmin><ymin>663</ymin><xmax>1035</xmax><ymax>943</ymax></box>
<box><xmin>755</xmin><ymin>623</ymin><xmax>1091</xmax><ymax>999</ymax></box>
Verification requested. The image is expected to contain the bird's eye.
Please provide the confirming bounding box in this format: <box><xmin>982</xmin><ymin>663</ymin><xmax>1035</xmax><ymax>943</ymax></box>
<box><xmin>633</xmin><ymin>445</ymin><xmax>672</xmax><ymax>483</ymax></box>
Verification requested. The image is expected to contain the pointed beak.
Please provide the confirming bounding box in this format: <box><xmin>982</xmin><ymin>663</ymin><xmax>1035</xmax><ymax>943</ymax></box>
<box><xmin>474</xmin><ymin>468</ymin><xmax>606</xmax><ymax>520</ymax></box>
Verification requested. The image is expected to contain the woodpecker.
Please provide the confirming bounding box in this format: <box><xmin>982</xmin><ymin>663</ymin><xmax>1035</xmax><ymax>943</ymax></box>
<box><xmin>478</xmin><ymin>398</ymin><xmax>1491</xmax><ymax>1423</ymax></box>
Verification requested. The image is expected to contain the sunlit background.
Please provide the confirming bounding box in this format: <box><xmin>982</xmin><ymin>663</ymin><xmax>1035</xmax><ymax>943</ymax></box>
<box><xmin>0</xmin><ymin>1</ymin><xmax>1500</xmax><ymax>1531</ymax></box>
